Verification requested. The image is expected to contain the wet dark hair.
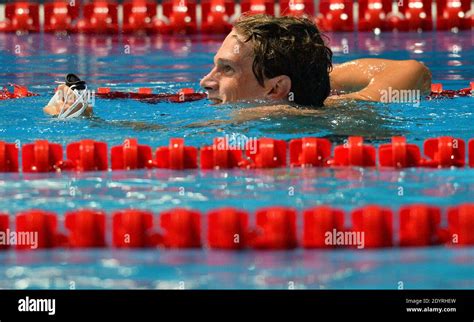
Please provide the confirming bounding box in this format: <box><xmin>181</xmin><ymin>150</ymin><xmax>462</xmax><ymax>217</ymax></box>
<box><xmin>234</xmin><ymin>14</ymin><xmax>333</xmax><ymax>107</ymax></box>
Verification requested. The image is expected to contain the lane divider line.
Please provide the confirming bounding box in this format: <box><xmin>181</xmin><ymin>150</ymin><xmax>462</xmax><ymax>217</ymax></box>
<box><xmin>0</xmin><ymin>204</ymin><xmax>472</xmax><ymax>250</ymax></box>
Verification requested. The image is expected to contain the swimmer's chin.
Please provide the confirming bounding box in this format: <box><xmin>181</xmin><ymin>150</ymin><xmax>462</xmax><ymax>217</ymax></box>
<box><xmin>208</xmin><ymin>98</ymin><xmax>223</xmax><ymax>105</ymax></box>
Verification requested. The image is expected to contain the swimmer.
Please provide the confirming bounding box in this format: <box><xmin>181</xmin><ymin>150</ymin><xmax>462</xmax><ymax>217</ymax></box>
<box><xmin>44</xmin><ymin>74</ymin><xmax>93</xmax><ymax>118</ymax></box>
<box><xmin>44</xmin><ymin>14</ymin><xmax>431</xmax><ymax>118</ymax></box>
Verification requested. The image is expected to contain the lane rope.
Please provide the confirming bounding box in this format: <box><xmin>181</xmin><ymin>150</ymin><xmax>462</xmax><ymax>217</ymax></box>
<box><xmin>1</xmin><ymin>204</ymin><xmax>473</xmax><ymax>250</ymax></box>
<box><xmin>1</xmin><ymin>136</ymin><xmax>473</xmax><ymax>172</ymax></box>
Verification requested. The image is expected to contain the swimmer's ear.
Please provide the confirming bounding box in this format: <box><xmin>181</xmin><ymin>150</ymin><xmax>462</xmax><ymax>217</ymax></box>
<box><xmin>265</xmin><ymin>75</ymin><xmax>292</xmax><ymax>101</ymax></box>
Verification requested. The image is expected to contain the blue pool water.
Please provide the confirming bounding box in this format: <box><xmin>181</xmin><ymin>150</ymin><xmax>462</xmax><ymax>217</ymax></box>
<box><xmin>0</xmin><ymin>31</ymin><xmax>473</xmax><ymax>289</ymax></box>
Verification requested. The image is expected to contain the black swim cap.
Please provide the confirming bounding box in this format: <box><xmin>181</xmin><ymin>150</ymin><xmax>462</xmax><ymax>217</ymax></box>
<box><xmin>65</xmin><ymin>73</ymin><xmax>86</xmax><ymax>90</ymax></box>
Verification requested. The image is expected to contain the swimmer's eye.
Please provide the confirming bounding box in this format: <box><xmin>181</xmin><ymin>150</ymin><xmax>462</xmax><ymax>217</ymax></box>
<box><xmin>221</xmin><ymin>65</ymin><xmax>234</xmax><ymax>74</ymax></box>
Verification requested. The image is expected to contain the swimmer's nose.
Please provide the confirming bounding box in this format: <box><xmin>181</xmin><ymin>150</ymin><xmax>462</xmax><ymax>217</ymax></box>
<box><xmin>200</xmin><ymin>71</ymin><xmax>218</xmax><ymax>92</ymax></box>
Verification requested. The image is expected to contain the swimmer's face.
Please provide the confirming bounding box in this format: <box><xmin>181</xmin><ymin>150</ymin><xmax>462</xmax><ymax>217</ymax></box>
<box><xmin>200</xmin><ymin>30</ymin><xmax>280</xmax><ymax>104</ymax></box>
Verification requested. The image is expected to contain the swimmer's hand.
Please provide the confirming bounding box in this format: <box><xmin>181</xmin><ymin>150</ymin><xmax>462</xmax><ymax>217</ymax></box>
<box><xmin>43</xmin><ymin>84</ymin><xmax>93</xmax><ymax>117</ymax></box>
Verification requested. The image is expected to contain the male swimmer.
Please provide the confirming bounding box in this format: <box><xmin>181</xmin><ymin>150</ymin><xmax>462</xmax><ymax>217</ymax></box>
<box><xmin>44</xmin><ymin>74</ymin><xmax>93</xmax><ymax>117</ymax></box>
<box><xmin>44</xmin><ymin>14</ymin><xmax>432</xmax><ymax>117</ymax></box>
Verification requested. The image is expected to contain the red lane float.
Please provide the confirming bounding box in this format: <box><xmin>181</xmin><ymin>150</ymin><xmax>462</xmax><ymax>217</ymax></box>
<box><xmin>428</xmin><ymin>83</ymin><xmax>474</xmax><ymax>99</ymax></box>
<box><xmin>244</xmin><ymin>138</ymin><xmax>286</xmax><ymax>169</ymax></box>
<box><xmin>200</xmin><ymin>137</ymin><xmax>244</xmax><ymax>169</ymax></box>
<box><xmin>15</xmin><ymin>210</ymin><xmax>66</xmax><ymax>249</ymax></box>
<box><xmin>252</xmin><ymin>207</ymin><xmax>297</xmax><ymax>249</ymax></box>
<box><xmin>0</xmin><ymin>204</ymin><xmax>473</xmax><ymax>250</ymax></box>
<box><xmin>302</xmin><ymin>206</ymin><xmax>344</xmax><ymax>248</ymax></box>
<box><xmin>113</xmin><ymin>209</ymin><xmax>160</xmax><ymax>247</ymax></box>
<box><xmin>385</xmin><ymin>5</ymin><xmax>409</xmax><ymax>31</ymax></box>
<box><xmin>240</xmin><ymin>0</ymin><xmax>275</xmax><ymax>15</ymax></box>
<box><xmin>201</xmin><ymin>0</ymin><xmax>233</xmax><ymax>34</ymax></box>
<box><xmin>379</xmin><ymin>136</ymin><xmax>421</xmax><ymax>168</ymax></box>
<box><xmin>22</xmin><ymin>140</ymin><xmax>63</xmax><ymax>173</ymax></box>
<box><xmin>399</xmin><ymin>205</ymin><xmax>443</xmax><ymax>246</ymax></box>
<box><xmin>156</xmin><ymin>0</ymin><xmax>197</xmax><ymax>34</ymax></box>
<box><xmin>403</xmin><ymin>0</ymin><xmax>433</xmax><ymax>31</ymax></box>
<box><xmin>202</xmin><ymin>0</ymin><xmax>235</xmax><ymax>21</ymax></box>
<box><xmin>469</xmin><ymin>139</ymin><xmax>474</xmax><ymax>167</ymax></box>
<box><xmin>289</xmin><ymin>137</ymin><xmax>332</xmax><ymax>167</ymax></box>
<box><xmin>3</xmin><ymin>135</ymin><xmax>474</xmax><ymax>173</ymax></box>
<box><xmin>207</xmin><ymin>207</ymin><xmax>249</xmax><ymax>249</ymax></box>
<box><xmin>0</xmin><ymin>1</ymin><xmax>40</xmax><ymax>33</ymax></box>
<box><xmin>122</xmin><ymin>0</ymin><xmax>157</xmax><ymax>34</ymax></box>
<box><xmin>0</xmin><ymin>214</ymin><xmax>9</xmax><ymax>250</ymax></box>
<box><xmin>111</xmin><ymin>139</ymin><xmax>154</xmax><ymax>170</ymax></box>
<box><xmin>280</xmin><ymin>0</ymin><xmax>314</xmax><ymax>17</ymax></box>
<box><xmin>437</xmin><ymin>0</ymin><xmax>471</xmax><ymax>30</ymax></box>
<box><xmin>352</xmin><ymin>205</ymin><xmax>393</xmax><ymax>248</ymax></box>
<box><xmin>44</xmin><ymin>0</ymin><xmax>79</xmax><ymax>33</ymax></box>
<box><xmin>315</xmin><ymin>0</ymin><xmax>354</xmax><ymax>32</ymax></box>
<box><xmin>0</xmin><ymin>85</ymin><xmax>38</xmax><ymax>100</ymax></box>
<box><xmin>138</xmin><ymin>87</ymin><xmax>152</xmax><ymax>94</ymax></box>
<box><xmin>469</xmin><ymin>9</ymin><xmax>474</xmax><ymax>28</ymax></box>
<box><xmin>0</xmin><ymin>141</ymin><xmax>19</xmax><ymax>172</ymax></box>
<box><xmin>66</xmin><ymin>140</ymin><xmax>108</xmax><ymax>171</ymax></box>
<box><xmin>160</xmin><ymin>208</ymin><xmax>201</xmax><ymax>248</ymax></box>
<box><xmin>422</xmin><ymin>137</ymin><xmax>465</xmax><ymax>167</ymax></box>
<box><xmin>358</xmin><ymin>0</ymin><xmax>392</xmax><ymax>32</ymax></box>
<box><xmin>331</xmin><ymin>136</ymin><xmax>376</xmax><ymax>167</ymax></box>
<box><xmin>447</xmin><ymin>204</ymin><xmax>474</xmax><ymax>245</ymax></box>
<box><xmin>431</xmin><ymin>83</ymin><xmax>443</xmax><ymax>94</ymax></box>
<box><xmin>95</xmin><ymin>87</ymin><xmax>206</xmax><ymax>103</ymax></box>
<box><xmin>156</xmin><ymin>138</ymin><xmax>198</xmax><ymax>169</ymax></box>
<box><xmin>65</xmin><ymin>210</ymin><xmax>106</xmax><ymax>247</ymax></box>
<box><xmin>1</xmin><ymin>1</ymin><xmax>474</xmax><ymax>34</ymax></box>
<box><xmin>77</xmin><ymin>0</ymin><xmax>119</xmax><ymax>34</ymax></box>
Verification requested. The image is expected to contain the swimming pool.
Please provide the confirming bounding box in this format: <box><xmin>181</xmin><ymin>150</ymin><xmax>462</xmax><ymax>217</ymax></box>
<box><xmin>0</xmin><ymin>30</ymin><xmax>473</xmax><ymax>289</ymax></box>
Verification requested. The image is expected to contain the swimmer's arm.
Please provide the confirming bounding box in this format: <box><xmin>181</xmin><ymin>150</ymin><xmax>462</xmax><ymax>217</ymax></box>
<box><xmin>231</xmin><ymin>105</ymin><xmax>322</xmax><ymax>122</ymax></box>
<box><xmin>43</xmin><ymin>84</ymin><xmax>94</xmax><ymax>117</ymax></box>
<box><xmin>43</xmin><ymin>103</ymin><xmax>93</xmax><ymax>117</ymax></box>
<box><xmin>87</xmin><ymin>118</ymin><xmax>165</xmax><ymax>131</ymax></box>
<box><xmin>186</xmin><ymin>105</ymin><xmax>322</xmax><ymax>127</ymax></box>
<box><xmin>328</xmin><ymin>58</ymin><xmax>432</xmax><ymax>102</ymax></box>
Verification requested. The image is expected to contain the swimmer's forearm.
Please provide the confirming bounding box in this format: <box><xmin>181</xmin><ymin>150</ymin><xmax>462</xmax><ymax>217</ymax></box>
<box><xmin>330</xmin><ymin>58</ymin><xmax>432</xmax><ymax>102</ymax></box>
<box><xmin>330</xmin><ymin>59</ymin><xmax>383</xmax><ymax>92</ymax></box>
<box><xmin>231</xmin><ymin>105</ymin><xmax>323</xmax><ymax>122</ymax></box>
<box><xmin>44</xmin><ymin>103</ymin><xmax>94</xmax><ymax>117</ymax></box>
<box><xmin>83</xmin><ymin>105</ymin><xmax>94</xmax><ymax>117</ymax></box>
